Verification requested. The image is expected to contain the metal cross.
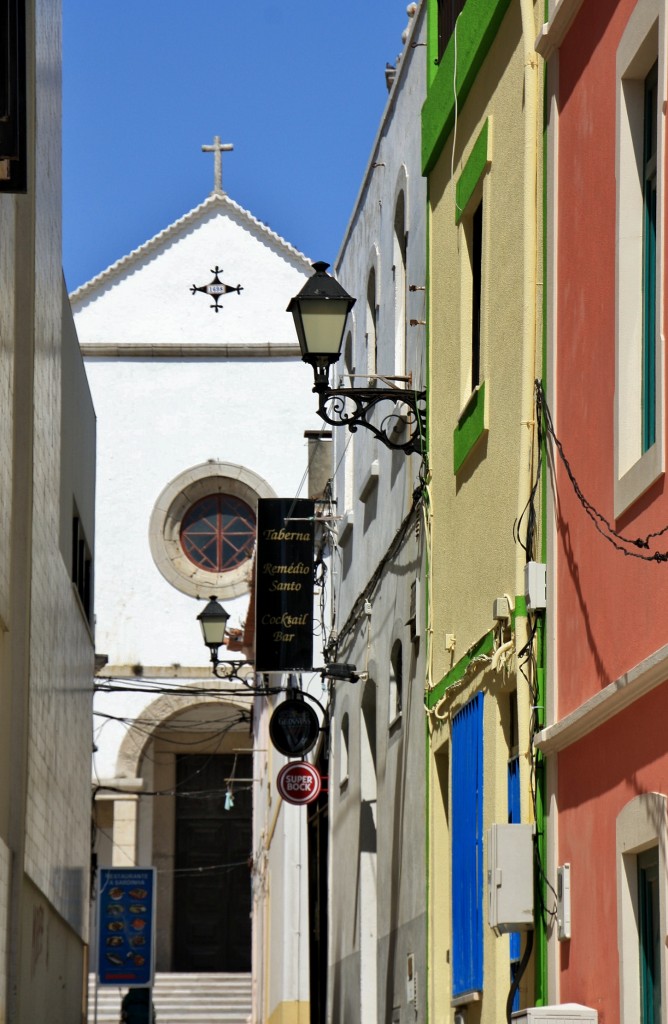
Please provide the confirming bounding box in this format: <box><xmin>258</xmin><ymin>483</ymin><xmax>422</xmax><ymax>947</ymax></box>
<box><xmin>201</xmin><ymin>135</ymin><xmax>234</xmax><ymax>194</ymax></box>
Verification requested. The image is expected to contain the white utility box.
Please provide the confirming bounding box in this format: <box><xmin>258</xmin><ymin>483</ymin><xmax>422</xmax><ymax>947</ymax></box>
<box><xmin>487</xmin><ymin>823</ymin><xmax>534</xmax><ymax>933</ymax></box>
<box><xmin>524</xmin><ymin>560</ymin><xmax>547</xmax><ymax>611</ymax></box>
<box><xmin>512</xmin><ymin>1005</ymin><xmax>597</xmax><ymax>1023</ymax></box>
<box><xmin>557</xmin><ymin>863</ymin><xmax>571</xmax><ymax>940</ymax></box>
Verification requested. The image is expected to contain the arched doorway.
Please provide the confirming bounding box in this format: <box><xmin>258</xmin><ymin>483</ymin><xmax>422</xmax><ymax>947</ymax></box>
<box><xmin>99</xmin><ymin>695</ymin><xmax>253</xmax><ymax>973</ymax></box>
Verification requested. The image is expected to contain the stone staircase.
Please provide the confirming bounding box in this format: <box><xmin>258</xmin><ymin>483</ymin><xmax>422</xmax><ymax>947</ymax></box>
<box><xmin>87</xmin><ymin>973</ymin><xmax>252</xmax><ymax>1024</ymax></box>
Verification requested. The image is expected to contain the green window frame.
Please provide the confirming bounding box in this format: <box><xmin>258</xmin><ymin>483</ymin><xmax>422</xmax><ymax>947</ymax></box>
<box><xmin>638</xmin><ymin>846</ymin><xmax>661</xmax><ymax>1024</ymax></box>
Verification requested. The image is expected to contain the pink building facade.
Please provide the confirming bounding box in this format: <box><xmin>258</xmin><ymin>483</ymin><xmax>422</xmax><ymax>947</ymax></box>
<box><xmin>537</xmin><ymin>0</ymin><xmax>668</xmax><ymax>1020</ymax></box>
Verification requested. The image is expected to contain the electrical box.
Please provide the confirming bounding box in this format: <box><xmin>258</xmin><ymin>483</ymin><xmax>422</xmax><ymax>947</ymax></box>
<box><xmin>493</xmin><ymin>596</ymin><xmax>511</xmax><ymax>622</ymax></box>
<box><xmin>512</xmin><ymin>1005</ymin><xmax>597</xmax><ymax>1023</ymax></box>
<box><xmin>406</xmin><ymin>953</ymin><xmax>417</xmax><ymax>1010</ymax></box>
<box><xmin>557</xmin><ymin>863</ymin><xmax>571</xmax><ymax>941</ymax></box>
<box><xmin>524</xmin><ymin>561</ymin><xmax>547</xmax><ymax>611</ymax></box>
<box><xmin>487</xmin><ymin>823</ymin><xmax>534</xmax><ymax>933</ymax></box>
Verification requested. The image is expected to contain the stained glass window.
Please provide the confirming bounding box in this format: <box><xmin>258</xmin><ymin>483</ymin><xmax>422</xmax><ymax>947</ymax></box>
<box><xmin>180</xmin><ymin>494</ymin><xmax>256</xmax><ymax>573</ymax></box>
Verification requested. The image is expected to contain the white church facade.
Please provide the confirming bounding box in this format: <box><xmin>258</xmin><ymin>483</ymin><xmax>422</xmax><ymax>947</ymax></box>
<box><xmin>72</xmin><ymin>143</ymin><xmax>326</xmax><ymax>1018</ymax></box>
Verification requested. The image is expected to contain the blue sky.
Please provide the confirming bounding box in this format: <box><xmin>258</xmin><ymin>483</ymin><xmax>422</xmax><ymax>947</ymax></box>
<box><xmin>63</xmin><ymin>2</ymin><xmax>416</xmax><ymax>292</ymax></box>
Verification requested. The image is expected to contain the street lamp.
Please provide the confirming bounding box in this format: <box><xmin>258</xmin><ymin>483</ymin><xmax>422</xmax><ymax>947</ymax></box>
<box><xmin>197</xmin><ymin>596</ymin><xmax>230</xmax><ymax>656</ymax></box>
<box><xmin>288</xmin><ymin>261</ymin><xmax>427</xmax><ymax>455</ymax></box>
<box><xmin>197</xmin><ymin>597</ymin><xmax>254</xmax><ymax>683</ymax></box>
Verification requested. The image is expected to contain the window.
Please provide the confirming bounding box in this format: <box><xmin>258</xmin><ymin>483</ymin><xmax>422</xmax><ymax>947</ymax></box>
<box><xmin>72</xmin><ymin>515</ymin><xmax>92</xmax><ymax>622</ymax></box>
<box><xmin>394</xmin><ymin>192</ymin><xmax>407</xmax><ymax>378</ymax></box>
<box><xmin>180</xmin><ymin>494</ymin><xmax>256</xmax><ymax>573</ymax></box>
<box><xmin>0</xmin><ymin>0</ymin><xmax>26</xmax><ymax>192</ymax></box>
<box><xmin>451</xmin><ymin>692</ymin><xmax>484</xmax><ymax>997</ymax></box>
<box><xmin>616</xmin><ymin>792</ymin><xmax>667</xmax><ymax>1024</ymax></box>
<box><xmin>436</xmin><ymin>0</ymin><xmax>466</xmax><ymax>65</ymax></box>
<box><xmin>455</xmin><ymin>120</ymin><xmax>490</xmax><ymax>409</ymax></box>
<box><xmin>367</xmin><ymin>267</ymin><xmax>378</xmax><ymax>376</ymax></box>
<box><xmin>642</xmin><ymin>62</ymin><xmax>658</xmax><ymax>453</ymax></box>
<box><xmin>149</xmin><ymin>461</ymin><xmax>274</xmax><ymax>599</ymax></box>
<box><xmin>343</xmin><ymin>331</ymin><xmax>355</xmax><ymax>514</ymax></box>
<box><xmin>638</xmin><ymin>847</ymin><xmax>661</xmax><ymax>1024</ymax></box>
<box><xmin>470</xmin><ymin>200</ymin><xmax>483</xmax><ymax>393</ymax></box>
<box><xmin>389</xmin><ymin>640</ymin><xmax>403</xmax><ymax>725</ymax></box>
<box><xmin>339</xmin><ymin>712</ymin><xmax>350</xmax><ymax>788</ymax></box>
<box><xmin>614</xmin><ymin>0</ymin><xmax>664</xmax><ymax>515</ymax></box>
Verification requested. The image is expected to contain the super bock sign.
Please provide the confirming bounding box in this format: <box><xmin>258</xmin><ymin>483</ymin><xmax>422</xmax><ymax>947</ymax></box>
<box><xmin>276</xmin><ymin>761</ymin><xmax>322</xmax><ymax>805</ymax></box>
<box><xmin>255</xmin><ymin>498</ymin><xmax>315</xmax><ymax>672</ymax></box>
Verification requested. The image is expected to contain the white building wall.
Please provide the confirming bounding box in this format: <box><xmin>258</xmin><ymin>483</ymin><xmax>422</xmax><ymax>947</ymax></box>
<box><xmin>75</xmin><ymin>187</ymin><xmax>322</xmax><ymax>1005</ymax></box>
<box><xmin>0</xmin><ymin>0</ymin><xmax>96</xmax><ymax>1020</ymax></box>
<box><xmin>327</xmin><ymin>5</ymin><xmax>428</xmax><ymax>1023</ymax></box>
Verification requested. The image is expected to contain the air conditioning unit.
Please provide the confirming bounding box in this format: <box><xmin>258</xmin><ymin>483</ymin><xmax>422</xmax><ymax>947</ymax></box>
<box><xmin>512</xmin><ymin>1006</ymin><xmax>597</xmax><ymax>1023</ymax></box>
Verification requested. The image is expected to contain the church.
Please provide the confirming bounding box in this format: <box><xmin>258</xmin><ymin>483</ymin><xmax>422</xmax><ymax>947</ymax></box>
<box><xmin>73</xmin><ymin>138</ymin><xmax>325</xmax><ymax>1018</ymax></box>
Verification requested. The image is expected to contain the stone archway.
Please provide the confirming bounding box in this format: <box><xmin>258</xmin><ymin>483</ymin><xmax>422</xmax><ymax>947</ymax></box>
<box><xmin>115</xmin><ymin>692</ymin><xmax>251</xmax><ymax>780</ymax></box>
<box><xmin>106</xmin><ymin>692</ymin><xmax>254</xmax><ymax>971</ymax></box>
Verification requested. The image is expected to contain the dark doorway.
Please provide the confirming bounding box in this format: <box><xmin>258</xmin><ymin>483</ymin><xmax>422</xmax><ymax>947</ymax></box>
<box><xmin>173</xmin><ymin>753</ymin><xmax>252</xmax><ymax>972</ymax></box>
<box><xmin>307</xmin><ymin>748</ymin><xmax>329</xmax><ymax>1024</ymax></box>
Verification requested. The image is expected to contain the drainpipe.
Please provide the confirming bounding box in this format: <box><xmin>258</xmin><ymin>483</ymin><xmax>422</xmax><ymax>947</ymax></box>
<box><xmin>515</xmin><ymin>0</ymin><xmax>546</xmax><ymax>1010</ymax></box>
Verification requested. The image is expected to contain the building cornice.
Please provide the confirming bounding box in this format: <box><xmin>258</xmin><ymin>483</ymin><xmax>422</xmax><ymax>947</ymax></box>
<box><xmin>535</xmin><ymin>0</ymin><xmax>585</xmax><ymax>61</ymax></box>
<box><xmin>534</xmin><ymin>642</ymin><xmax>668</xmax><ymax>754</ymax></box>
<box><xmin>80</xmin><ymin>342</ymin><xmax>301</xmax><ymax>359</ymax></box>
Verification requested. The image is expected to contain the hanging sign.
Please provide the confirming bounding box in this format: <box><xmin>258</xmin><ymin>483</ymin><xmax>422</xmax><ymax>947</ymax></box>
<box><xmin>97</xmin><ymin>867</ymin><xmax>156</xmax><ymax>987</ymax></box>
<box><xmin>255</xmin><ymin>498</ymin><xmax>315</xmax><ymax>672</ymax></box>
<box><xmin>276</xmin><ymin>761</ymin><xmax>322</xmax><ymax>805</ymax></box>
<box><xmin>270</xmin><ymin>698</ymin><xmax>320</xmax><ymax>757</ymax></box>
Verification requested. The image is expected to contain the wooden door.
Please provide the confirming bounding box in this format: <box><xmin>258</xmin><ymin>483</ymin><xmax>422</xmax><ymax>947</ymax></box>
<box><xmin>173</xmin><ymin>754</ymin><xmax>252</xmax><ymax>972</ymax></box>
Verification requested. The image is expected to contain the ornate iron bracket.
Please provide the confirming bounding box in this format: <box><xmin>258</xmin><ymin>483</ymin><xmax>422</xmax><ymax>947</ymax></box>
<box><xmin>210</xmin><ymin>657</ymin><xmax>255</xmax><ymax>685</ymax></box>
<box><xmin>314</xmin><ymin>384</ymin><xmax>427</xmax><ymax>455</ymax></box>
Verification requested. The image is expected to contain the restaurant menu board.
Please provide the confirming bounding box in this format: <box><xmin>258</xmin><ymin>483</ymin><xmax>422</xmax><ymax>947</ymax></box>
<box><xmin>97</xmin><ymin>868</ymin><xmax>156</xmax><ymax>987</ymax></box>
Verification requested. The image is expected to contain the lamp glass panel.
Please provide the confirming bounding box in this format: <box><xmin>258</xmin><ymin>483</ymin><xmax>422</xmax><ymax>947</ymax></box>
<box><xmin>199</xmin><ymin>606</ymin><xmax>230</xmax><ymax>646</ymax></box>
<box><xmin>299</xmin><ymin>298</ymin><xmax>348</xmax><ymax>357</ymax></box>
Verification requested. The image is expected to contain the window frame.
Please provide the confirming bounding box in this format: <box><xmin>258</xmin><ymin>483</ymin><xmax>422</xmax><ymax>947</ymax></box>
<box><xmin>71</xmin><ymin>513</ymin><xmax>93</xmax><ymax>624</ymax></box>
<box><xmin>616</xmin><ymin>792</ymin><xmax>668</xmax><ymax>1024</ymax></box>
<box><xmin>614</xmin><ymin>0</ymin><xmax>665</xmax><ymax>516</ymax></box>
<box><xmin>149</xmin><ymin>461</ymin><xmax>274</xmax><ymax>599</ymax></box>
<box><xmin>638</xmin><ymin>845</ymin><xmax>661</xmax><ymax>1024</ymax></box>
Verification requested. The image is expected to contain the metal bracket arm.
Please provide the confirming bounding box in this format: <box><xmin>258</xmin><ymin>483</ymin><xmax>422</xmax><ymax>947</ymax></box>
<box><xmin>314</xmin><ymin>385</ymin><xmax>427</xmax><ymax>455</ymax></box>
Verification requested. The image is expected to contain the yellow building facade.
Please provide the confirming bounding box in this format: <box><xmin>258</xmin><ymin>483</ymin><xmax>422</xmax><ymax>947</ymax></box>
<box><xmin>423</xmin><ymin>0</ymin><xmax>545</xmax><ymax>1020</ymax></box>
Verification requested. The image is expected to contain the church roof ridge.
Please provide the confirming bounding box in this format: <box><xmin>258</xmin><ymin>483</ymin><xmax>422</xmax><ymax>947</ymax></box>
<box><xmin>69</xmin><ymin>191</ymin><xmax>313</xmax><ymax>304</ymax></box>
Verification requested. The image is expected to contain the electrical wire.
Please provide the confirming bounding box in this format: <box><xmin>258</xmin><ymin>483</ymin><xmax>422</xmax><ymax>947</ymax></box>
<box><xmin>536</xmin><ymin>379</ymin><xmax>668</xmax><ymax>560</ymax></box>
<box><xmin>329</xmin><ymin>474</ymin><xmax>428</xmax><ymax>658</ymax></box>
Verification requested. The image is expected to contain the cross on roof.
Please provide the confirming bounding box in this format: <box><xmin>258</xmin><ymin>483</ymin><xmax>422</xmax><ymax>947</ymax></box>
<box><xmin>201</xmin><ymin>135</ymin><xmax>234</xmax><ymax>195</ymax></box>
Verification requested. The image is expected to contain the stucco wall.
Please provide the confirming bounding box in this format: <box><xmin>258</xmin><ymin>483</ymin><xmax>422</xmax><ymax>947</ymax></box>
<box><xmin>0</xmin><ymin>0</ymin><xmax>95</xmax><ymax>1018</ymax></box>
<box><xmin>327</xmin><ymin>5</ymin><xmax>428</xmax><ymax>1022</ymax></box>
<box><xmin>425</xmin><ymin>0</ymin><xmax>544</xmax><ymax>1019</ymax></box>
<box><xmin>554</xmin><ymin>0</ymin><xmax>668</xmax><ymax>714</ymax></box>
<box><xmin>428</xmin><ymin>1</ymin><xmax>537</xmax><ymax>675</ymax></box>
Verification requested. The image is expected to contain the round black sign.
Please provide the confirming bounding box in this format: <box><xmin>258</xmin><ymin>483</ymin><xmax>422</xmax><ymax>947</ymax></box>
<box><xmin>270</xmin><ymin>699</ymin><xmax>320</xmax><ymax>757</ymax></box>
